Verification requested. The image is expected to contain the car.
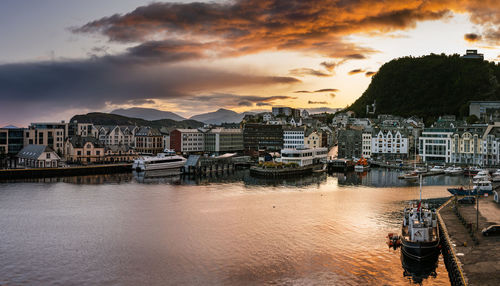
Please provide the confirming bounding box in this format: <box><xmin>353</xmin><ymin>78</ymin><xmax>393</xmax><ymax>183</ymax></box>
<box><xmin>458</xmin><ymin>196</ymin><xmax>475</xmax><ymax>204</ymax></box>
<box><xmin>482</xmin><ymin>225</ymin><xmax>500</xmax><ymax>236</ymax></box>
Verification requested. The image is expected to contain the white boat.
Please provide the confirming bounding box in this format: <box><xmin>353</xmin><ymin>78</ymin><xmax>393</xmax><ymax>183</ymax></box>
<box><xmin>473</xmin><ymin>180</ymin><xmax>493</xmax><ymax>193</ymax></box>
<box><xmin>429</xmin><ymin>165</ymin><xmax>444</xmax><ymax>172</ymax></box>
<box><xmin>132</xmin><ymin>149</ymin><xmax>186</xmax><ymax>172</ymax></box>
<box><xmin>354</xmin><ymin>165</ymin><xmax>369</xmax><ymax>172</ymax></box>
<box><xmin>448</xmin><ymin>167</ymin><xmax>463</xmax><ymax>175</ymax></box>
<box><xmin>473</xmin><ymin>170</ymin><xmax>490</xmax><ymax>181</ymax></box>
<box><xmin>492</xmin><ymin>169</ymin><xmax>500</xmax><ymax>177</ymax></box>
<box><xmin>443</xmin><ymin>167</ymin><xmax>454</xmax><ymax>174</ymax></box>
<box><xmin>492</xmin><ymin>175</ymin><xmax>500</xmax><ymax>182</ymax></box>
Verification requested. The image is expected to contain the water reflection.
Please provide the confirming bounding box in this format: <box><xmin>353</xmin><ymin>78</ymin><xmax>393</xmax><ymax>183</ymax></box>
<box><xmin>401</xmin><ymin>252</ymin><xmax>439</xmax><ymax>284</ymax></box>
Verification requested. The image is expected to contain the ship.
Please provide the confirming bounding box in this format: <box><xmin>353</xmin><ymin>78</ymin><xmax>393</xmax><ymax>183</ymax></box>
<box><xmin>132</xmin><ymin>149</ymin><xmax>186</xmax><ymax>172</ymax></box>
<box><xmin>401</xmin><ymin>175</ymin><xmax>440</xmax><ymax>260</ymax></box>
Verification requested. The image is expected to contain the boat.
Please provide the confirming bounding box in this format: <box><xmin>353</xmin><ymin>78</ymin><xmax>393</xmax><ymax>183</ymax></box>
<box><xmin>473</xmin><ymin>170</ymin><xmax>490</xmax><ymax>181</ymax></box>
<box><xmin>132</xmin><ymin>149</ymin><xmax>187</xmax><ymax>172</ymax></box>
<box><xmin>354</xmin><ymin>157</ymin><xmax>369</xmax><ymax>172</ymax></box>
<box><xmin>447</xmin><ymin>180</ymin><xmax>493</xmax><ymax>196</ymax></box>
<box><xmin>443</xmin><ymin>166</ymin><xmax>454</xmax><ymax>174</ymax></box>
<box><xmin>429</xmin><ymin>165</ymin><xmax>444</xmax><ymax>172</ymax></box>
<box><xmin>401</xmin><ymin>175</ymin><xmax>440</xmax><ymax>261</ymax></box>
<box><xmin>399</xmin><ymin>170</ymin><xmax>419</xmax><ymax>180</ymax></box>
<box><xmin>448</xmin><ymin>167</ymin><xmax>463</xmax><ymax>175</ymax></box>
<box><xmin>464</xmin><ymin>166</ymin><xmax>481</xmax><ymax>176</ymax></box>
<box><xmin>401</xmin><ymin>251</ymin><xmax>438</xmax><ymax>284</ymax></box>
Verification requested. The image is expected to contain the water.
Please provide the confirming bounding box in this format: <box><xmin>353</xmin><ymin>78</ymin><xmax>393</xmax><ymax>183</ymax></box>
<box><xmin>0</xmin><ymin>169</ymin><xmax>468</xmax><ymax>285</ymax></box>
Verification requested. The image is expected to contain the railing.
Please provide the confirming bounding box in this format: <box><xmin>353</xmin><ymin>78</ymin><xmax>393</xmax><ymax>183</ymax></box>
<box><xmin>437</xmin><ymin>197</ymin><xmax>468</xmax><ymax>286</ymax></box>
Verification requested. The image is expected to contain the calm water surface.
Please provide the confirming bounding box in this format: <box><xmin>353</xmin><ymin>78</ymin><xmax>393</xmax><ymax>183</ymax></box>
<box><xmin>0</xmin><ymin>169</ymin><xmax>468</xmax><ymax>285</ymax></box>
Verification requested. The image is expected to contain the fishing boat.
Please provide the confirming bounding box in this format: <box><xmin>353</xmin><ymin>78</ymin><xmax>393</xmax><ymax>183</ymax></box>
<box><xmin>354</xmin><ymin>157</ymin><xmax>369</xmax><ymax>172</ymax></box>
<box><xmin>132</xmin><ymin>149</ymin><xmax>186</xmax><ymax>172</ymax></box>
<box><xmin>401</xmin><ymin>175</ymin><xmax>440</xmax><ymax>260</ymax></box>
<box><xmin>447</xmin><ymin>180</ymin><xmax>493</xmax><ymax>196</ymax></box>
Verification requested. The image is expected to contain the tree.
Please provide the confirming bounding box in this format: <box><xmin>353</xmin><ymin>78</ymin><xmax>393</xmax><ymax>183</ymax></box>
<box><xmin>466</xmin><ymin>115</ymin><xmax>479</xmax><ymax>124</ymax></box>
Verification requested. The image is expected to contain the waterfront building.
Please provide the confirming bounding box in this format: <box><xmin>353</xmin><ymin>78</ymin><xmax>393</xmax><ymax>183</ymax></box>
<box><xmin>418</xmin><ymin>117</ymin><xmax>460</xmax><ymax>163</ymax></box>
<box><xmin>25</xmin><ymin>121</ymin><xmax>68</xmax><ymax>155</ymax></box>
<box><xmin>0</xmin><ymin>125</ymin><xmax>25</xmax><ymax>156</ymax></box>
<box><xmin>450</xmin><ymin>125</ymin><xmax>487</xmax><ymax>165</ymax></box>
<box><xmin>481</xmin><ymin>123</ymin><xmax>500</xmax><ymax>166</ymax></box>
<box><xmin>170</xmin><ymin>129</ymin><xmax>204</xmax><ymax>153</ymax></box>
<box><xmin>283</xmin><ymin>126</ymin><xmax>305</xmax><ymax>149</ymax></box>
<box><xmin>104</xmin><ymin>145</ymin><xmax>139</xmax><ymax>163</ymax></box>
<box><xmin>337</xmin><ymin>129</ymin><xmax>362</xmax><ymax>159</ymax></box>
<box><xmin>362</xmin><ymin>131</ymin><xmax>372</xmax><ymax>158</ymax></box>
<box><xmin>243</xmin><ymin>123</ymin><xmax>283</xmax><ymax>154</ymax></box>
<box><xmin>97</xmin><ymin>125</ymin><xmax>137</xmax><ymax>147</ymax></box>
<box><xmin>69</xmin><ymin>122</ymin><xmax>99</xmax><ymax>138</ymax></box>
<box><xmin>370</xmin><ymin>128</ymin><xmax>409</xmax><ymax>160</ymax></box>
<box><xmin>462</xmin><ymin>49</ymin><xmax>484</xmax><ymax>60</ymax></box>
<box><xmin>65</xmin><ymin>136</ymin><xmax>105</xmax><ymax>164</ymax></box>
<box><xmin>17</xmin><ymin>144</ymin><xmax>60</xmax><ymax>168</ymax></box>
<box><xmin>305</xmin><ymin>129</ymin><xmax>321</xmax><ymax>148</ymax></box>
<box><xmin>135</xmin><ymin>127</ymin><xmax>163</xmax><ymax>155</ymax></box>
<box><xmin>204</xmin><ymin>128</ymin><xmax>243</xmax><ymax>154</ymax></box>
<box><xmin>281</xmin><ymin>147</ymin><xmax>328</xmax><ymax>166</ymax></box>
<box><xmin>160</xmin><ymin>128</ymin><xmax>170</xmax><ymax>150</ymax></box>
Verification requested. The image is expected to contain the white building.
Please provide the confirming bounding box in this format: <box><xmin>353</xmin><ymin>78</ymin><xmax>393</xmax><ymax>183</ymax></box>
<box><xmin>98</xmin><ymin>126</ymin><xmax>138</xmax><ymax>147</ymax></box>
<box><xmin>17</xmin><ymin>144</ymin><xmax>60</xmax><ymax>168</ymax></box>
<box><xmin>371</xmin><ymin>129</ymin><xmax>409</xmax><ymax>159</ymax></box>
<box><xmin>281</xmin><ymin>147</ymin><xmax>328</xmax><ymax>166</ymax></box>
<box><xmin>170</xmin><ymin>129</ymin><xmax>204</xmax><ymax>153</ymax></box>
<box><xmin>283</xmin><ymin>127</ymin><xmax>305</xmax><ymax>149</ymax></box>
<box><xmin>362</xmin><ymin>132</ymin><xmax>372</xmax><ymax>158</ymax></box>
<box><xmin>419</xmin><ymin>128</ymin><xmax>454</xmax><ymax>163</ymax></box>
<box><xmin>262</xmin><ymin>113</ymin><xmax>273</xmax><ymax>122</ymax></box>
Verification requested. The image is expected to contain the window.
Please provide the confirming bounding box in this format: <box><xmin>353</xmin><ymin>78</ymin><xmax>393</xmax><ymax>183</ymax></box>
<box><xmin>47</xmin><ymin>153</ymin><xmax>51</xmax><ymax>159</ymax></box>
<box><xmin>87</xmin><ymin>151</ymin><xmax>91</xmax><ymax>155</ymax></box>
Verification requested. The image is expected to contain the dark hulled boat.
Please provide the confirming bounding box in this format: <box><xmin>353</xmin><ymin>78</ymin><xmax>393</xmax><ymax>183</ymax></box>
<box><xmin>401</xmin><ymin>175</ymin><xmax>440</xmax><ymax>260</ymax></box>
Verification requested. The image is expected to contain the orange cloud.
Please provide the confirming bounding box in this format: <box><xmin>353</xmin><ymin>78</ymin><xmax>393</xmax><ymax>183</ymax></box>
<box><xmin>365</xmin><ymin>71</ymin><xmax>377</xmax><ymax>77</ymax></box>
<box><xmin>348</xmin><ymin>69</ymin><xmax>366</xmax><ymax>75</ymax></box>
<box><xmin>464</xmin><ymin>33</ymin><xmax>481</xmax><ymax>42</ymax></box>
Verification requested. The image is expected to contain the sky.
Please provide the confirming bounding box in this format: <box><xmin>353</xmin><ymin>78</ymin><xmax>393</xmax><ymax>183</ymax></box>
<box><xmin>0</xmin><ymin>0</ymin><xmax>499</xmax><ymax>127</ymax></box>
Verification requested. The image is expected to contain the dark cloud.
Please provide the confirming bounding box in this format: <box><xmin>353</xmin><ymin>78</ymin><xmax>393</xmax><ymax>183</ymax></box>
<box><xmin>315</xmin><ymin>88</ymin><xmax>338</xmax><ymax>93</ymax></box>
<box><xmin>256</xmin><ymin>102</ymin><xmax>271</xmax><ymax>106</ymax></box>
<box><xmin>320</xmin><ymin>61</ymin><xmax>337</xmax><ymax>71</ymax></box>
<box><xmin>308</xmin><ymin>100</ymin><xmax>328</xmax><ymax>104</ymax></box>
<box><xmin>464</xmin><ymin>33</ymin><xmax>481</xmax><ymax>42</ymax></box>
<box><xmin>348</xmin><ymin>69</ymin><xmax>366</xmax><ymax>75</ymax></box>
<box><xmin>294</xmin><ymin>90</ymin><xmax>311</xmax><ymax>93</ymax></box>
<box><xmin>0</xmin><ymin>56</ymin><xmax>299</xmax><ymax>125</ymax></box>
<box><xmin>365</xmin><ymin>71</ymin><xmax>377</xmax><ymax>77</ymax></box>
<box><xmin>289</xmin><ymin>68</ymin><xmax>331</xmax><ymax>77</ymax></box>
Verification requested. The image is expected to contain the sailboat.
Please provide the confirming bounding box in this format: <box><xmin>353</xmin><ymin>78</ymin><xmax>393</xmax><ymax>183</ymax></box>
<box><xmin>401</xmin><ymin>175</ymin><xmax>440</xmax><ymax>260</ymax></box>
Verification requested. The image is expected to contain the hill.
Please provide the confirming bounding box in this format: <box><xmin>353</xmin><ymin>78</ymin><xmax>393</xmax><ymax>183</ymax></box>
<box><xmin>190</xmin><ymin>108</ymin><xmax>251</xmax><ymax>124</ymax></box>
<box><xmin>348</xmin><ymin>54</ymin><xmax>500</xmax><ymax>123</ymax></box>
<box><xmin>111</xmin><ymin>107</ymin><xmax>186</xmax><ymax>121</ymax></box>
<box><xmin>70</xmin><ymin>113</ymin><xmax>205</xmax><ymax>129</ymax></box>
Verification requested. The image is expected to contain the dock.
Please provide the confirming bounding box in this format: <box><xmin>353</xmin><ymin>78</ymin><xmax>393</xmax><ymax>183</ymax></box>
<box><xmin>0</xmin><ymin>164</ymin><xmax>132</xmax><ymax>180</ymax></box>
<box><xmin>438</xmin><ymin>195</ymin><xmax>500</xmax><ymax>285</ymax></box>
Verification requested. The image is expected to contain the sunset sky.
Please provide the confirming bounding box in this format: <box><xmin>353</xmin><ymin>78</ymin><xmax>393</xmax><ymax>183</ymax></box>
<box><xmin>1</xmin><ymin>0</ymin><xmax>499</xmax><ymax>126</ymax></box>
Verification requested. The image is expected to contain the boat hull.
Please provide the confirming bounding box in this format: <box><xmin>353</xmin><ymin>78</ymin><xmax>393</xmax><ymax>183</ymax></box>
<box><xmin>401</xmin><ymin>238</ymin><xmax>440</xmax><ymax>261</ymax></box>
<box><xmin>136</xmin><ymin>160</ymin><xmax>186</xmax><ymax>172</ymax></box>
<box><xmin>447</xmin><ymin>188</ymin><xmax>493</xmax><ymax>196</ymax></box>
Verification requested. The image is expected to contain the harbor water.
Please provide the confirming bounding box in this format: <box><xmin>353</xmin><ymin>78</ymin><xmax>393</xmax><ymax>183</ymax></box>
<box><xmin>0</xmin><ymin>169</ymin><xmax>469</xmax><ymax>285</ymax></box>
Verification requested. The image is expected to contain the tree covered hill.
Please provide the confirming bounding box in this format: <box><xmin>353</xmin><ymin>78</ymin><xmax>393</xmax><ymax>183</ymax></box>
<box><xmin>348</xmin><ymin>54</ymin><xmax>500</xmax><ymax>123</ymax></box>
<box><xmin>70</xmin><ymin>112</ymin><xmax>205</xmax><ymax>130</ymax></box>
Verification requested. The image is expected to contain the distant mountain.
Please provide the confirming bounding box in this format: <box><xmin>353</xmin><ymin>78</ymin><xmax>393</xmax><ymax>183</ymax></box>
<box><xmin>71</xmin><ymin>112</ymin><xmax>204</xmax><ymax>130</ymax></box>
<box><xmin>190</xmin><ymin>108</ymin><xmax>251</xmax><ymax>124</ymax></box>
<box><xmin>111</xmin><ymin>107</ymin><xmax>186</xmax><ymax>121</ymax></box>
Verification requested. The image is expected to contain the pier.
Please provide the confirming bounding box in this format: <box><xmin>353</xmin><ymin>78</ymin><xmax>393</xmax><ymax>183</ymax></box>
<box><xmin>0</xmin><ymin>164</ymin><xmax>132</xmax><ymax>180</ymax></box>
<box><xmin>438</xmin><ymin>195</ymin><xmax>500</xmax><ymax>285</ymax></box>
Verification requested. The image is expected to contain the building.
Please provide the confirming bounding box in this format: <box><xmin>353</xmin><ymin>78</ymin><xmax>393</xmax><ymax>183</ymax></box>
<box><xmin>65</xmin><ymin>136</ymin><xmax>105</xmax><ymax>164</ymax></box>
<box><xmin>170</xmin><ymin>129</ymin><xmax>204</xmax><ymax>153</ymax></box>
<box><xmin>0</xmin><ymin>125</ymin><xmax>25</xmax><ymax>155</ymax></box>
<box><xmin>160</xmin><ymin>128</ymin><xmax>170</xmax><ymax>150</ymax></box>
<box><xmin>370</xmin><ymin>128</ymin><xmax>409</xmax><ymax>160</ymax></box>
<box><xmin>25</xmin><ymin>121</ymin><xmax>69</xmax><ymax>155</ymax></box>
<box><xmin>283</xmin><ymin>126</ymin><xmax>305</xmax><ymax>149</ymax></box>
<box><xmin>305</xmin><ymin>129</ymin><xmax>321</xmax><ymax>148</ymax></box>
<box><xmin>281</xmin><ymin>147</ymin><xmax>328</xmax><ymax>166</ymax></box>
<box><xmin>462</xmin><ymin>49</ymin><xmax>484</xmax><ymax>60</ymax></box>
<box><xmin>482</xmin><ymin>123</ymin><xmax>500</xmax><ymax>166</ymax></box>
<box><xmin>450</xmin><ymin>125</ymin><xmax>487</xmax><ymax>165</ymax></box>
<box><xmin>243</xmin><ymin>123</ymin><xmax>283</xmax><ymax>154</ymax></box>
<box><xmin>204</xmin><ymin>128</ymin><xmax>243</xmax><ymax>154</ymax></box>
<box><xmin>272</xmin><ymin>107</ymin><xmax>300</xmax><ymax>117</ymax></box>
<box><xmin>262</xmin><ymin>113</ymin><xmax>273</xmax><ymax>122</ymax></box>
<box><xmin>419</xmin><ymin>128</ymin><xmax>454</xmax><ymax>164</ymax></box>
<box><xmin>69</xmin><ymin>122</ymin><xmax>99</xmax><ymax>138</ymax></box>
<box><xmin>362</xmin><ymin>131</ymin><xmax>372</xmax><ymax>158</ymax></box>
<box><xmin>17</xmin><ymin>145</ymin><xmax>60</xmax><ymax>168</ymax></box>
<box><xmin>337</xmin><ymin>129</ymin><xmax>362</xmax><ymax>159</ymax></box>
<box><xmin>104</xmin><ymin>145</ymin><xmax>139</xmax><ymax>163</ymax></box>
<box><xmin>301</xmin><ymin>109</ymin><xmax>310</xmax><ymax>118</ymax></box>
<box><xmin>469</xmin><ymin>101</ymin><xmax>500</xmax><ymax>122</ymax></box>
<box><xmin>97</xmin><ymin>125</ymin><xmax>138</xmax><ymax>147</ymax></box>
<box><xmin>135</xmin><ymin>127</ymin><xmax>163</xmax><ymax>155</ymax></box>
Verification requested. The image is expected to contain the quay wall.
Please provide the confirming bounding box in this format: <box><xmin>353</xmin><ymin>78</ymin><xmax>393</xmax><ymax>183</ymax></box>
<box><xmin>437</xmin><ymin>197</ymin><xmax>468</xmax><ymax>286</ymax></box>
<box><xmin>0</xmin><ymin>164</ymin><xmax>132</xmax><ymax>180</ymax></box>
